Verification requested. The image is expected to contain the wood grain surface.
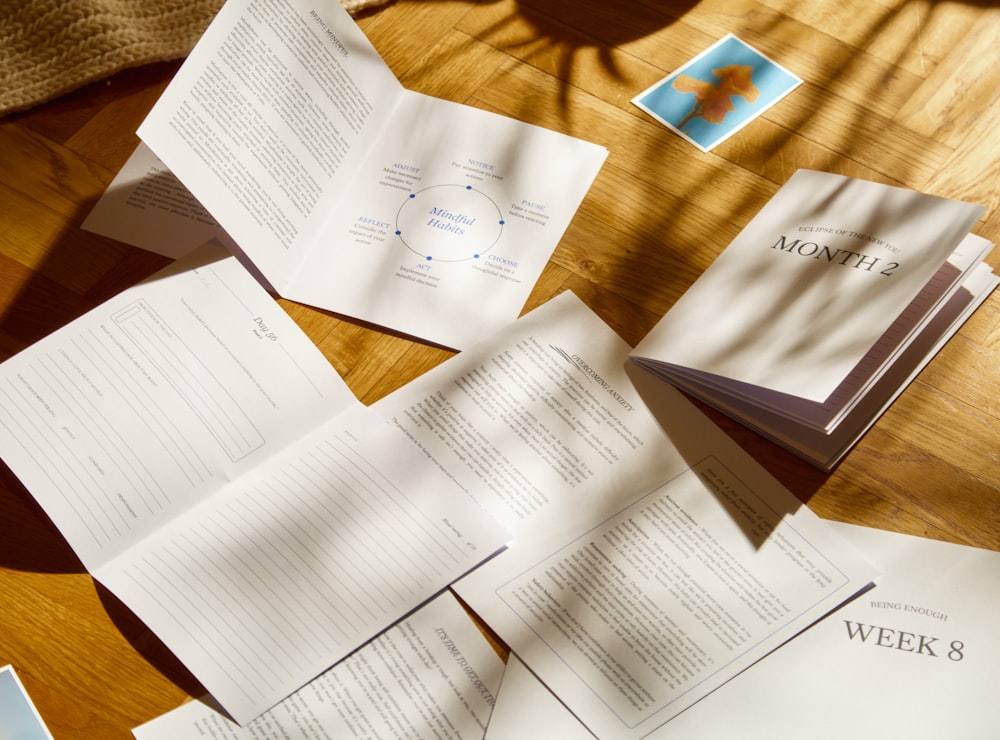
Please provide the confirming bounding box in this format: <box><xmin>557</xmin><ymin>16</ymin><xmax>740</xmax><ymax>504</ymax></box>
<box><xmin>1</xmin><ymin>0</ymin><xmax>998</xmax><ymax>736</ymax></box>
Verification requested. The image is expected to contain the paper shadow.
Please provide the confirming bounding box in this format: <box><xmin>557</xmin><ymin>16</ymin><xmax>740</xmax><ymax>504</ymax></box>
<box><xmin>625</xmin><ymin>361</ymin><xmax>831</xmax><ymax>546</ymax></box>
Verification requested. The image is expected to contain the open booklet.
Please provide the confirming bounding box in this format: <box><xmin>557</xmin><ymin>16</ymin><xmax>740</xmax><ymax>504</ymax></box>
<box><xmin>630</xmin><ymin>169</ymin><xmax>997</xmax><ymax>470</ymax></box>
<box><xmin>132</xmin><ymin>591</ymin><xmax>505</xmax><ymax>739</ymax></box>
<box><xmin>130</xmin><ymin>0</ymin><xmax>607</xmax><ymax>350</ymax></box>
<box><xmin>370</xmin><ymin>290</ymin><xmax>877</xmax><ymax>738</ymax></box>
<box><xmin>0</xmin><ymin>245</ymin><xmax>508</xmax><ymax>725</ymax></box>
<box><xmin>486</xmin><ymin>522</ymin><xmax>1000</xmax><ymax>739</ymax></box>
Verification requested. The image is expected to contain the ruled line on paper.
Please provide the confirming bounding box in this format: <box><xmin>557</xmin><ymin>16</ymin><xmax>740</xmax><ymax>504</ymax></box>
<box><xmin>78</xmin><ymin>329</ymin><xmax>210</xmax><ymax>486</ymax></box>
<box><xmin>0</xmin><ymin>378</ymin><xmax>115</xmax><ymax>548</ymax></box>
<box><xmin>37</xmin><ymin>351</ymin><xmax>166</xmax><ymax>515</ymax></box>
<box><xmin>103</xmin><ymin>418</ymin><xmax>490</xmax><ymax>718</ymax></box>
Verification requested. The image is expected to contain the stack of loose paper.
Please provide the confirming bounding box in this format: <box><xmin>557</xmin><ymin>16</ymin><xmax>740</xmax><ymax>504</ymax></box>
<box><xmin>0</xmin><ymin>242</ymin><xmax>876</xmax><ymax>732</ymax></box>
<box><xmin>111</xmin><ymin>0</ymin><xmax>607</xmax><ymax>351</ymax></box>
<box><xmin>373</xmin><ymin>290</ymin><xmax>877</xmax><ymax>738</ymax></box>
<box><xmin>630</xmin><ymin>169</ymin><xmax>998</xmax><ymax>469</ymax></box>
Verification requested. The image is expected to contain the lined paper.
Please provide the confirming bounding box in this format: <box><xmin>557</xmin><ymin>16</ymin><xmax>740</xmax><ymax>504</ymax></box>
<box><xmin>99</xmin><ymin>408</ymin><xmax>507</xmax><ymax>724</ymax></box>
<box><xmin>0</xmin><ymin>248</ymin><xmax>506</xmax><ymax>723</ymax></box>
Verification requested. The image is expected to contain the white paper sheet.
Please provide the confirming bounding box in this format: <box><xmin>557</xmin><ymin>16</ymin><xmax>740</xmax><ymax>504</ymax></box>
<box><xmin>0</xmin><ymin>245</ymin><xmax>353</xmax><ymax>568</ymax></box>
<box><xmin>82</xmin><ymin>143</ymin><xmax>236</xmax><ymax>259</ymax></box>
<box><xmin>136</xmin><ymin>0</ymin><xmax>607</xmax><ymax>350</ymax></box>
<box><xmin>0</xmin><ymin>247</ymin><xmax>508</xmax><ymax>724</ymax></box>
<box><xmin>486</xmin><ymin>523</ymin><xmax>1000</xmax><ymax>740</ymax></box>
<box><xmin>373</xmin><ymin>291</ymin><xmax>877</xmax><ymax>738</ymax></box>
<box><xmin>133</xmin><ymin>591</ymin><xmax>505</xmax><ymax>739</ymax></box>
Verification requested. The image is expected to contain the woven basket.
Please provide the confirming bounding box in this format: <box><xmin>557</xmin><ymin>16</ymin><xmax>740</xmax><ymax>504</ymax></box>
<box><xmin>0</xmin><ymin>0</ymin><xmax>390</xmax><ymax>117</ymax></box>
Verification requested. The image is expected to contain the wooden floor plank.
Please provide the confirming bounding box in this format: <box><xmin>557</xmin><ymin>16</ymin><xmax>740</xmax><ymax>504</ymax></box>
<box><xmin>894</xmin><ymin>6</ymin><xmax>1000</xmax><ymax>146</ymax></box>
<box><xmin>2</xmin><ymin>1</ymin><xmax>999</xmax><ymax>735</ymax></box>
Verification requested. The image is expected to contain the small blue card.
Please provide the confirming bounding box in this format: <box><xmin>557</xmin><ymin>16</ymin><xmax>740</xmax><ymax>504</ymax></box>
<box><xmin>0</xmin><ymin>666</ymin><xmax>53</xmax><ymax>739</ymax></box>
<box><xmin>633</xmin><ymin>34</ymin><xmax>801</xmax><ymax>152</ymax></box>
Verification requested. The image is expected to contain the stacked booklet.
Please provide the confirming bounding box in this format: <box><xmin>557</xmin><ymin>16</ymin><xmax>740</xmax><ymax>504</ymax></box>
<box><xmin>630</xmin><ymin>169</ymin><xmax>998</xmax><ymax>470</ymax></box>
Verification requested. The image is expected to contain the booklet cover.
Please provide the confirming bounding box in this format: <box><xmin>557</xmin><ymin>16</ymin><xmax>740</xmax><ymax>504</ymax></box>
<box><xmin>630</xmin><ymin>169</ymin><xmax>996</xmax><ymax>468</ymax></box>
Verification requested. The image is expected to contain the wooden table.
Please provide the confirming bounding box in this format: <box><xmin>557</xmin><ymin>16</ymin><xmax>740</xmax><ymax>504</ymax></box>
<box><xmin>2</xmin><ymin>0</ymin><xmax>998</xmax><ymax>736</ymax></box>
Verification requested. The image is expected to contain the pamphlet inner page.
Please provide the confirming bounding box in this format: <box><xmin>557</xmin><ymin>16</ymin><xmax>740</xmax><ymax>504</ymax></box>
<box><xmin>373</xmin><ymin>291</ymin><xmax>877</xmax><ymax>738</ymax></box>
<box><xmin>283</xmin><ymin>90</ymin><xmax>609</xmax><ymax>350</ymax></box>
<box><xmin>137</xmin><ymin>0</ymin><xmax>405</xmax><ymax>290</ymax></box>
<box><xmin>132</xmin><ymin>592</ymin><xmax>506</xmax><ymax>739</ymax></box>
<box><xmin>485</xmin><ymin>522</ymin><xmax>1000</xmax><ymax>740</ymax></box>
<box><xmin>0</xmin><ymin>246</ymin><xmax>354</xmax><ymax>570</ymax></box>
<box><xmin>96</xmin><ymin>403</ymin><xmax>508</xmax><ymax>725</ymax></box>
<box><xmin>137</xmin><ymin>0</ymin><xmax>607</xmax><ymax>349</ymax></box>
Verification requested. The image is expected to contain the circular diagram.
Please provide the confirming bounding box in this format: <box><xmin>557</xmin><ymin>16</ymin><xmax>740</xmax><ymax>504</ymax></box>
<box><xmin>395</xmin><ymin>184</ymin><xmax>504</xmax><ymax>262</ymax></box>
